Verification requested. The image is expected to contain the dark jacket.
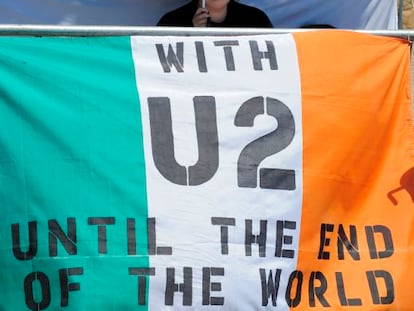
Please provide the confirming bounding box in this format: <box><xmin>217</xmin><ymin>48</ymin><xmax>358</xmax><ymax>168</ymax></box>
<box><xmin>157</xmin><ymin>0</ymin><xmax>273</xmax><ymax>28</ymax></box>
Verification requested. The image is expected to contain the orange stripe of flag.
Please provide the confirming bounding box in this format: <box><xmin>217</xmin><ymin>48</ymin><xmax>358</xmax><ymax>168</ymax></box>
<box><xmin>293</xmin><ymin>30</ymin><xmax>413</xmax><ymax>310</ymax></box>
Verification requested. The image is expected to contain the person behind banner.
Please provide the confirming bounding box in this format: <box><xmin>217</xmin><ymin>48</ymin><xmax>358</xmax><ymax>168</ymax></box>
<box><xmin>300</xmin><ymin>23</ymin><xmax>336</xmax><ymax>28</ymax></box>
<box><xmin>157</xmin><ymin>0</ymin><xmax>273</xmax><ymax>28</ymax></box>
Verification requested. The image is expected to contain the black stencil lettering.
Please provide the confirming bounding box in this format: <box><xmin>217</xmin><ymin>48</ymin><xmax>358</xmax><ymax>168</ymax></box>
<box><xmin>249</xmin><ymin>40</ymin><xmax>278</xmax><ymax>71</ymax></box>
<box><xmin>48</xmin><ymin>218</ymin><xmax>77</xmax><ymax>257</ymax></box>
<box><xmin>195</xmin><ymin>41</ymin><xmax>208</xmax><ymax>72</ymax></box>
<box><xmin>127</xmin><ymin>218</ymin><xmax>136</xmax><ymax>255</ymax></box>
<box><xmin>147</xmin><ymin>217</ymin><xmax>156</xmax><ymax>255</ymax></box>
<box><xmin>148</xmin><ymin>96</ymin><xmax>219</xmax><ymax>186</ymax></box>
<box><xmin>202</xmin><ymin>267</ymin><xmax>225</xmax><ymax>305</ymax></box>
<box><xmin>318</xmin><ymin>223</ymin><xmax>334</xmax><ymax>260</ymax></box>
<box><xmin>59</xmin><ymin>267</ymin><xmax>83</xmax><ymax>307</ymax></box>
<box><xmin>147</xmin><ymin>218</ymin><xmax>172</xmax><ymax>255</ymax></box>
<box><xmin>87</xmin><ymin>217</ymin><xmax>115</xmax><ymax>254</ymax></box>
<box><xmin>366</xmin><ymin>270</ymin><xmax>394</xmax><ymax>305</ymax></box>
<box><xmin>24</xmin><ymin>272</ymin><xmax>51</xmax><ymax>311</ymax></box>
<box><xmin>245</xmin><ymin>219</ymin><xmax>267</xmax><ymax>257</ymax></box>
<box><xmin>156</xmin><ymin>42</ymin><xmax>184</xmax><ymax>72</ymax></box>
<box><xmin>309</xmin><ymin>271</ymin><xmax>330</xmax><ymax>307</ymax></box>
<box><xmin>335</xmin><ymin>272</ymin><xmax>362</xmax><ymax>306</ymax></box>
<box><xmin>337</xmin><ymin>224</ymin><xmax>360</xmax><ymax>260</ymax></box>
<box><xmin>275</xmin><ymin>220</ymin><xmax>296</xmax><ymax>258</ymax></box>
<box><xmin>165</xmin><ymin>267</ymin><xmax>193</xmax><ymax>306</ymax></box>
<box><xmin>12</xmin><ymin>221</ymin><xmax>38</xmax><ymax>260</ymax></box>
<box><xmin>211</xmin><ymin>217</ymin><xmax>236</xmax><ymax>255</ymax></box>
<box><xmin>286</xmin><ymin>270</ymin><xmax>303</xmax><ymax>307</ymax></box>
<box><xmin>129</xmin><ymin>267</ymin><xmax>156</xmax><ymax>305</ymax></box>
<box><xmin>234</xmin><ymin>96</ymin><xmax>295</xmax><ymax>190</ymax></box>
<box><xmin>365</xmin><ymin>225</ymin><xmax>394</xmax><ymax>259</ymax></box>
<box><xmin>259</xmin><ymin>269</ymin><xmax>281</xmax><ymax>306</ymax></box>
<box><xmin>213</xmin><ymin>40</ymin><xmax>239</xmax><ymax>71</ymax></box>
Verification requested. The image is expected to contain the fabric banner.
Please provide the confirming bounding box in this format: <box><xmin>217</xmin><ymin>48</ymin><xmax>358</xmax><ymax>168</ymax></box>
<box><xmin>0</xmin><ymin>31</ymin><xmax>412</xmax><ymax>310</ymax></box>
<box><xmin>0</xmin><ymin>0</ymin><xmax>398</xmax><ymax>29</ymax></box>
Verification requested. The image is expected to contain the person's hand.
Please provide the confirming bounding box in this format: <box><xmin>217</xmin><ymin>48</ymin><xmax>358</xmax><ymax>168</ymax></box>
<box><xmin>192</xmin><ymin>7</ymin><xmax>209</xmax><ymax>27</ymax></box>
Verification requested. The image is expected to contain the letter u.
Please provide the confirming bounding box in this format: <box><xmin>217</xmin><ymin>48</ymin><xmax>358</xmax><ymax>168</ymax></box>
<box><xmin>12</xmin><ymin>221</ymin><xmax>38</xmax><ymax>260</ymax></box>
<box><xmin>148</xmin><ymin>96</ymin><xmax>219</xmax><ymax>186</ymax></box>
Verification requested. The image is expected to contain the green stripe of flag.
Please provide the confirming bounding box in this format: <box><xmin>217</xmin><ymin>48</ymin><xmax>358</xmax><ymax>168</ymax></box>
<box><xmin>0</xmin><ymin>36</ymin><xmax>149</xmax><ymax>310</ymax></box>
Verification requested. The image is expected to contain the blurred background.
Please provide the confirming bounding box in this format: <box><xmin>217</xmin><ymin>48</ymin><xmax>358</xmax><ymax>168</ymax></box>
<box><xmin>402</xmin><ymin>0</ymin><xmax>414</xmax><ymax>28</ymax></box>
<box><xmin>0</xmin><ymin>0</ymin><xmax>408</xmax><ymax>30</ymax></box>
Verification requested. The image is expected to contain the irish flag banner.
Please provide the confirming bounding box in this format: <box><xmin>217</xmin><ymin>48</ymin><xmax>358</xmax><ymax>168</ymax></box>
<box><xmin>0</xmin><ymin>31</ymin><xmax>412</xmax><ymax>310</ymax></box>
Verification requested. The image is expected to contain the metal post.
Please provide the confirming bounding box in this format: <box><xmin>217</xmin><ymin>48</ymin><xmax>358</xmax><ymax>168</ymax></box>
<box><xmin>399</xmin><ymin>0</ymin><xmax>404</xmax><ymax>29</ymax></box>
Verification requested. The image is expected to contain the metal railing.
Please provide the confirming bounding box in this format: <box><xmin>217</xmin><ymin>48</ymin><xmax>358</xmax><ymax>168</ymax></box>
<box><xmin>0</xmin><ymin>25</ymin><xmax>412</xmax><ymax>39</ymax></box>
